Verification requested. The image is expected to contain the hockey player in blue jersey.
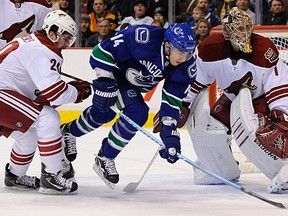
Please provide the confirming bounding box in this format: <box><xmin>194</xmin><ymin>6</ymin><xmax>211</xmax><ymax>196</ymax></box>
<box><xmin>61</xmin><ymin>23</ymin><xmax>197</xmax><ymax>188</ymax></box>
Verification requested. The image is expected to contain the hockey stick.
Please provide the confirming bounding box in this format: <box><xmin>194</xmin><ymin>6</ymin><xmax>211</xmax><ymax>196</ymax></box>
<box><xmin>122</xmin><ymin>147</ymin><xmax>161</xmax><ymax>192</ymax></box>
<box><xmin>60</xmin><ymin>71</ymin><xmax>93</xmax><ymax>85</ymax></box>
<box><xmin>110</xmin><ymin>105</ymin><xmax>286</xmax><ymax>209</ymax></box>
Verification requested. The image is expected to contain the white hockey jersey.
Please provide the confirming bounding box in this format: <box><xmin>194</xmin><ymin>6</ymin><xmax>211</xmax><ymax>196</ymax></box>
<box><xmin>0</xmin><ymin>33</ymin><xmax>77</xmax><ymax>106</ymax></box>
<box><xmin>0</xmin><ymin>0</ymin><xmax>53</xmax><ymax>47</ymax></box>
<box><xmin>186</xmin><ymin>32</ymin><xmax>288</xmax><ymax>113</ymax></box>
<box><xmin>116</xmin><ymin>16</ymin><xmax>153</xmax><ymax>31</ymax></box>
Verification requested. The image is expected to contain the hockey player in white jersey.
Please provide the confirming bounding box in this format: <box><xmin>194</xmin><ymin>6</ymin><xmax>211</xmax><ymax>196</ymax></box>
<box><xmin>177</xmin><ymin>7</ymin><xmax>288</xmax><ymax>193</ymax></box>
<box><xmin>0</xmin><ymin>0</ymin><xmax>53</xmax><ymax>48</ymax></box>
<box><xmin>0</xmin><ymin>10</ymin><xmax>91</xmax><ymax>194</ymax></box>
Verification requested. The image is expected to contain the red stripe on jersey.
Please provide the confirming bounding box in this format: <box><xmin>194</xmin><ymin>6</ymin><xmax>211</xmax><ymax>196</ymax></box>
<box><xmin>0</xmin><ymin>91</ymin><xmax>40</xmax><ymax>121</ymax></box>
<box><xmin>26</xmin><ymin>0</ymin><xmax>53</xmax><ymax>8</ymax></box>
<box><xmin>266</xmin><ymin>84</ymin><xmax>288</xmax><ymax>105</ymax></box>
<box><xmin>10</xmin><ymin>150</ymin><xmax>35</xmax><ymax>165</ymax></box>
<box><xmin>274</xmin><ymin>67</ymin><xmax>279</xmax><ymax>76</ymax></box>
<box><xmin>38</xmin><ymin>137</ymin><xmax>62</xmax><ymax>157</ymax></box>
<box><xmin>40</xmin><ymin>80</ymin><xmax>68</xmax><ymax>102</ymax></box>
<box><xmin>190</xmin><ymin>81</ymin><xmax>206</xmax><ymax>94</ymax></box>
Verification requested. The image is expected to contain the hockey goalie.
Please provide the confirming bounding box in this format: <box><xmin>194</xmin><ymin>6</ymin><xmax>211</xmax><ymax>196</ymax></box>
<box><xmin>154</xmin><ymin>7</ymin><xmax>288</xmax><ymax>194</ymax></box>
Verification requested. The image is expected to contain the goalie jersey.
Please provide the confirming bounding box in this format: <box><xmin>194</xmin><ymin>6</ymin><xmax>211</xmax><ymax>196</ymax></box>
<box><xmin>89</xmin><ymin>25</ymin><xmax>197</xmax><ymax>121</ymax></box>
<box><xmin>186</xmin><ymin>32</ymin><xmax>288</xmax><ymax>113</ymax></box>
<box><xmin>0</xmin><ymin>0</ymin><xmax>53</xmax><ymax>47</ymax></box>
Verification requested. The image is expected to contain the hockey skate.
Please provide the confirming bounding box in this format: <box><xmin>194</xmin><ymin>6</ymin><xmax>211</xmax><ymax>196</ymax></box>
<box><xmin>61</xmin><ymin>123</ymin><xmax>77</xmax><ymax>162</ymax></box>
<box><xmin>61</xmin><ymin>159</ymin><xmax>75</xmax><ymax>180</ymax></box>
<box><xmin>4</xmin><ymin>163</ymin><xmax>40</xmax><ymax>189</ymax></box>
<box><xmin>93</xmin><ymin>150</ymin><xmax>119</xmax><ymax>189</ymax></box>
<box><xmin>39</xmin><ymin>163</ymin><xmax>78</xmax><ymax>195</ymax></box>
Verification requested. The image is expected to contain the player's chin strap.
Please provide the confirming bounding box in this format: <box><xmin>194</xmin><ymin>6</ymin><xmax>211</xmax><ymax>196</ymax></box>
<box><xmin>110</xmin><ymin>105</ymin><xmax>286</xmax><ymax>209</ymax></box>
<box><xmin>59</xmin><ymin>71</ymin><xmax>285</xmax><ymax>209</ymax></box>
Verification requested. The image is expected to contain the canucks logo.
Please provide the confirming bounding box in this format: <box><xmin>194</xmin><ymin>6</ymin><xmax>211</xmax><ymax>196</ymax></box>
<box><xmin>126</xmin><ymin>68</ymin><xmax>158</xmax><ymax>88</ymax></box>
<box><xmin>173</xmin><ymin>27</ymin><xmax>184</xmax><ymax>36</ymax></box>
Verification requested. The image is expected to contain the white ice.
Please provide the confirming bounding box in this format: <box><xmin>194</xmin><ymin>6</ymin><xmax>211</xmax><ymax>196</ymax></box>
<box><xmin>0</xmin><ymin>127</ymin><xmax>287</xmax><ymax>216</ymax></box>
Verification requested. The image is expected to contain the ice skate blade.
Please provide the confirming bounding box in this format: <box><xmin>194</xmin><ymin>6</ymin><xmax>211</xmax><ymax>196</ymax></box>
<box><xmin>38</xmin><ymin>187</ymin><xmax>78</xmax><ymax>195</ymax></box>
<box><xmin>4</xmin><ymin>186</ymin><xmax>39</xmax><ymax>191</ymax></box>
<box><xmin>93</xmin><ymin>163</ymin><xmax>115</xmax><ymax>190</ymax></box>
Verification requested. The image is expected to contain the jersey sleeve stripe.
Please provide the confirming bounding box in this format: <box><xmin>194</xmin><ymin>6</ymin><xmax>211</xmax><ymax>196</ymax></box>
<box><xmin>40</xmin><ymin>80</ymin><xmax>68</xmax><ymax>102</ymax></box>
<box><xmin>266</xmin><ymin>84</ymin><xmax>288</xmax><ymax>104</ymax></box>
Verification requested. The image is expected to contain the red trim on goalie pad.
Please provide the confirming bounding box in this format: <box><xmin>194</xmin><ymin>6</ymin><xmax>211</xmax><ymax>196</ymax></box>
<box><xmin>0</xmin><ymin>90</ymin><xmax>43</xmax><ymax>137</ymax></box>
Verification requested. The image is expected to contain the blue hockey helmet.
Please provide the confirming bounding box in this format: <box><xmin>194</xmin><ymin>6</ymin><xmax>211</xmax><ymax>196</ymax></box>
<box><xmin>164</xmin><ymin>23</ymin><xmax>196</xmax><ymax>53</ymax></box>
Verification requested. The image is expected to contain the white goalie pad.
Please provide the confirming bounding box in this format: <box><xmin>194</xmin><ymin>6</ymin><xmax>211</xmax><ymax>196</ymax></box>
<box><xmin>230</xmin><ymin>88</ymin><xmax>286</xmax><ymax>179</ymax></box>
<box><xmin>187</xmin><ymin>89</ymin><xmax>240</xmax><ymax>185</ymax></box>
<box><xmin>267</xmin><ymin>163</ymin><xmax>288</xmax><ymax>194</ymax></box>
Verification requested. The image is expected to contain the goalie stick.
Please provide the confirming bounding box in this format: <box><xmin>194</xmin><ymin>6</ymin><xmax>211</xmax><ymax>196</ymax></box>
<box><xmin>59</xmin><ymin>72</ymin><xmax>286</xmax><ymax>209</ymax></box>
<box><xmin>110</xmin><ymin>105</ymin><xmax>286</xmax><ymax>209</ymax></box>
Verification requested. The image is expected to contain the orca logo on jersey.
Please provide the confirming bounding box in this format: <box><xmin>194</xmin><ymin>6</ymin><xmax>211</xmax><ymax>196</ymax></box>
<box><xmin>126</xmin><ymin>68</ymin><xmax>158</xmax><ymax>88</ymax></box>
<box><xmin>187</xmin><ymin>61</ymin><xmax>196</xmax><ymax>79</ymax></box>
<box><xmin>135</xmin><ymin>27</ymin><xmax>149</xmax><ymax>44</ymax></box>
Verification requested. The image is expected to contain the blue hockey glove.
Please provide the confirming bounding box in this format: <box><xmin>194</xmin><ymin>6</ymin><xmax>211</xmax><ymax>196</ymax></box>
<box><xmin>159</xmin><ymin>124</ymin><xmax>181</xmax><ymax>164</ymax></box>
<box><xmin>92</xmin><ymin>78</ymin><xmax>118</xmax><ymax>112</ymax></box>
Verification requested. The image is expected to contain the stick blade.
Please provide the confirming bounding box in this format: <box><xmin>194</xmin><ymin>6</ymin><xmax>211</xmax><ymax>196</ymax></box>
<box><xmin>241</xmin><ymin>188</ymin><xmax>286</xmax><ymax>209</ymax></box>
<box><xmin>122</xmin><ymin>182</ymin><xmax>139</xmax><ymax>193</ymax></box>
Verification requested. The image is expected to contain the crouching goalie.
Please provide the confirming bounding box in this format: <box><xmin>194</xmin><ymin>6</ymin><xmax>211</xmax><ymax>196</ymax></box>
<box><xmin>154</xmin><ymin>7</ymin><xmax>288</xmax><ymax>194</ymax></box>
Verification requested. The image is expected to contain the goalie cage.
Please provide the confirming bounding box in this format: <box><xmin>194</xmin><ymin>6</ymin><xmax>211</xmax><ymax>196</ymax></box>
<box><xmin>209</xmin><ymin>25</ymin><xmax>288</xmax><ymax>174</ymax></box>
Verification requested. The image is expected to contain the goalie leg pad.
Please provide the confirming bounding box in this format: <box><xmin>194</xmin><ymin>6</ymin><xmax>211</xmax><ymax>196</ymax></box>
<box><xmin>267</xmin><ymin>163</ymin><xmax>288</xmax><ymax>194</ymax></box>
<box><xmin>187</xmin><ymin>89</ymin><xmax>240</xmax><ymax>185</ymax></box>
<box><xmin>230</xmin><ymin>88</ymin><xmax>286</xmax><ymax>179</ymax></box>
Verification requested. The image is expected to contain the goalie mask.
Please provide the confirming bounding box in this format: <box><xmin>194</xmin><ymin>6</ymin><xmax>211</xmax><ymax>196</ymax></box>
<box><xmin>222</xmin><ymin>7</ymin><xmax>253</xmax><ymax>53</ymax></box>
<box><xmin>42</xmin><ymin>10</ymin><xmax>78</xmax><ymax>47</ymax></box>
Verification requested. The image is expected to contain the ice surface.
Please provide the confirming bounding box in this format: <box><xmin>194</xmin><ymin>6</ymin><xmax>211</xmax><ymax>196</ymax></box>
<box><xmin>0</xmin><ymin>128</ymin><xmax>287</xmax><ymax>216</ymax></box>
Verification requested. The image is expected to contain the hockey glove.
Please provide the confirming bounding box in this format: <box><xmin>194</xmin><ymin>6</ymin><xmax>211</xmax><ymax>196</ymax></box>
<box><xmin>256</xmin><ymin>110</ymin><xmax>288</xmax><ymax>159</ymax></box>
<box><xmin>159</xmin><ymin>124</ymin><xmax>181</xmax><ymax>164</ymax></box>
<box><xmin>34</xmin><ymin>94</ymin><xmax>50</xmax><ymax>106</ymax></box>
<box><xmin>92</xmin><ymin>78</ymin><xmax>118</xmax><ymax>112</ymax></box>
<box><xmin>68</xmin><ymin>80</ymin><xmax>92</xmax><ymax>103</ymax></box>
<box><xmin>153</xmin><ymin>102</ymin><xmax>190</xmax><ymax>133</ymax></box>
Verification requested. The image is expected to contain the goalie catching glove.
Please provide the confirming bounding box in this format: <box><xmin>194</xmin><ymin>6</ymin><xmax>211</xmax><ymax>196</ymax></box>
<box><xmin>68</xmin><ymin>80</ymin><xmax>92</xmax><ymax>103</ymax></box>
<box><xmin>256</xmin><ymin>109</ymin><xmax>288</xmax><ymax>159</ymax></box>
<box><xmin>159</xmin><ymin>124</ymin><xmax>181</xmax><ymax>164</ymax></box>
<box><xmin>92</xmin><ymin>78</ymin><xmax>118</xmax><ymax>112</ymax></box>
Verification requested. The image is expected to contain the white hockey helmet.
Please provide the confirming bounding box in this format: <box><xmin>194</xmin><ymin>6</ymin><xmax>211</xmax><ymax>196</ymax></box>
<box><xmin>222</xmin><ymin>7</ymin><xmax>253</xmax><ymax>53</ymax></box>
<box><xmin>42</xmin><ymin>10</ymin><xmax>78</xmax><ymax>47</ymax></box>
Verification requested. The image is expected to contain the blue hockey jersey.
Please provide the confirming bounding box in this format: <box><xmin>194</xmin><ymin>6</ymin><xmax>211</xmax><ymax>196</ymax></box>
<box><xmin>89</xmin><ymin>25</ymin><xmax>197</xmax><ymax>121</ymax></box>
